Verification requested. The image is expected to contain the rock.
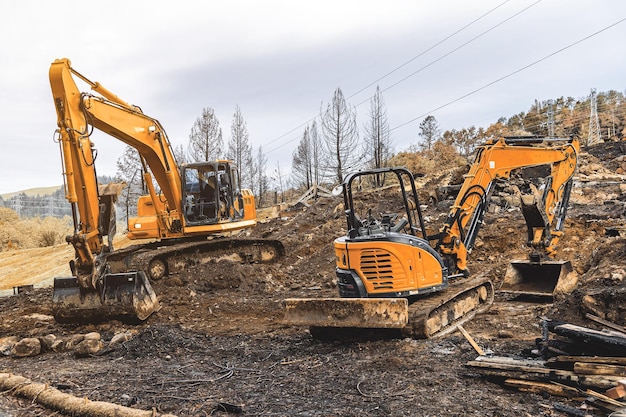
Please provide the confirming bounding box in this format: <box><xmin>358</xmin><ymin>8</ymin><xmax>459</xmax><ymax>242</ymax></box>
<box><xmin>610</xmin><ymin>269</ymin><xmax>625</xmax><ymax>284</ymax></box>
<box><xmin>0</xmin><ymin>336</ymin><xmax>18</xmax><ymax>356</ymax></box>
<box><xmin>12</xmin><ymin>338</ymin><xmax>41</xmax><ymax>357</ymax></box>
<box><xmin>166</xmin><ymin>276</ymin><xmax>185</xmax><ymax>287</ymax></box>
<box><xmin>38</xmin><ymin>334</ymin><xmax>57</xmax><ymax>352</ymax></box>
<box><xmin>582</xmin><ymin>295</ymin><xmax>605</xmax><ymax>318</ymax></box>
<box><xmin>66</xmin><ymin>334</ymin><xmax>85</xmax><ymax>349</ymax></box>
<box><xmin>109</xmin><ymin>331</ymin><xmax>135</xmax><ymax>347</ymax></box>
<box><xmin>51</xmin><ymin>339</ymin><xmax>66</xmax><ymax>352</ymax></box>
<box><xmin>83</xmin><ymin>332</ymin><xmax>101</xmax><ymax>341</ymax></box>
<box><xmin>497</xmin><ymin>330</ymin><xmax>515</xmax><ymax>339</ymax></box>
<box><xmin>74</xmin><ymin>338</ymin><xmax>104</xmax><ymax>357</ymax></box>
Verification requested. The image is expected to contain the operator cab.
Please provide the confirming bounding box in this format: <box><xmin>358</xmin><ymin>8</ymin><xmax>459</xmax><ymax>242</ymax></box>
<box><xmin>182</xmin><ymin>161</ymin><xmax>244</xmax><ymax>225</ymax></box>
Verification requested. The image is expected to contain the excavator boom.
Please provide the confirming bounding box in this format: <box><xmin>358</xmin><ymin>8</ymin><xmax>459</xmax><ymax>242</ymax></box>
<box><xmin>50</xmin><ymin>58</ymin><xmax>161</xmax><ymax>322</ymax></box>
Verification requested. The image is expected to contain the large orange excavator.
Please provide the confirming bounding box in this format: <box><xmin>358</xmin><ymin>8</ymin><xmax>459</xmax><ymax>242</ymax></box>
<box><xmin>284</xmin><ymin>136</ymin><xmax>579</xmax><ymax>338</ymax></box>
<box><xmin>50</xmin><ymin>58</ymin><xmax>283</xmax><ymax>322</ymax></box>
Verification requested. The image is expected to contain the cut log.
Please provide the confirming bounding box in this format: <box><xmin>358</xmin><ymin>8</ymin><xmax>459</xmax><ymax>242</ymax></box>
<box><xmin>0</xmin><ymin>372</ymin><xmax>178</xmax><ymax>417</ymax></box>
<box><xmin>574</xmin><ymin>362</ymin><xmax>626</xmax><ymax>376</ymax></box>
<box><xmin>605</xmin><ymin>385</ymin><xmax>626</xmax><ymax>400</ymax></box>
<box><xmin>504</xmin><ymin>379</ymin><xmax>581</xmax><ymax>398</ymax></box>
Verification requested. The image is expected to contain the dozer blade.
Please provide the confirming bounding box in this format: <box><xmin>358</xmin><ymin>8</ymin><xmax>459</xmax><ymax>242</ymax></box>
<box><xmin>283</xmin><ymin>298</ymin><xmax>409</xmax><ymax>329</ymax></box>
<box><xmin>52</xmin><ymin>271</ymin><xmax>160</xmax><ymax>323</ymax></box>
<box><xmin>500</xmin><ymin>260</ymin><xmax>577</xmax><ymax>300</ymax></box>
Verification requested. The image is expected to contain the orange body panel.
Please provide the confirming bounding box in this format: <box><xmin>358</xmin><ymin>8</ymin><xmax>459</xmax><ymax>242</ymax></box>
<box><xmin>335</xmin><ymin>237</ymin><xmax>443</xmax><ymax>295</ymax></box>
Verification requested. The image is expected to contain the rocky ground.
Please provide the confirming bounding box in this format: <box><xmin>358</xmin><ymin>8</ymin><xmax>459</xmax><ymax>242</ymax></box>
<box><xmin>0</xmin><ymin>142</ymin><xmax>624</xmax><ymax>416</ymax></box>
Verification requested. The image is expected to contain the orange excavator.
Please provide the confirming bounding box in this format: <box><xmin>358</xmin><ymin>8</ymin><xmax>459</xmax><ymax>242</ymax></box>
<box><xmin>284</xmin><ymin>136</ymin><xmax>579</xmax><ymax>338</ymax></box>
<box><xmin>50</xmin><ymin>58</ymin><xmax>283</xmax><ymax>323</ymax></box>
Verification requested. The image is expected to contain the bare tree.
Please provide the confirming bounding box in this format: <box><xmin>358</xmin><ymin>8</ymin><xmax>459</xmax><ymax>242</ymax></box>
<box><xmin>172</xmin><ymin>143</ymin><xmax>187</xmax><ymax>165</ymax></box>
<box><xmin>320</xmin><ymin>87</ymin><xmax>360</xmax><ymax>184</ymax></box>
<box><xmin>291</xmin><ymin>125</ymin><xmax>313</xmax><ymax>190</ymax></box>
<box><xmin>188</xmin><ymin>107</ymin><xmax>223</xmax><ymax>162</ymax></box>
<box><xmin>419</xmin><ymin>115</ymin><xmax>441</xmax><ymax>151</ymax></box>
<box><xmin>363</xmin><ymin>86</ymin><xmax>392</xmax><ymax>186</ymax></box>
<box><xmin>227</xmin><ymin>105</ymin><xmax>254</xmax><ymax>190</ymax></box>
<box><xmin>255</xmin><ymin>145</ymin><xmax>269</xmax><ymax>207</ymax></box>
<box><xmin>115</xmin><ymin>145</ymin><xmax>144</xmax><ymax>222</ymax></box>
<box><xmin>309</xmin><ymin>120</ymin><xmax>323</xmax><ymax>186</ymax></box>
<box><xmin>272</xmin><ymin>161</ymin><xmax>286</xmax><ymax>204</ymax></box>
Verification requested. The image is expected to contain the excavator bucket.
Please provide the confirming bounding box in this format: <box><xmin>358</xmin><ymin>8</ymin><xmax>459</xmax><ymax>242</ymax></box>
<box><xmin>500</xmin><ymin>260</ymin><xmax>577</xmax><ymax>300</ymax></box>
<box><xmin>52</xmin><ymin>271</ymin><xmax>160</xmax><ymax>323</ymax></box>
<box><xmin>283</xmin><ymin>298</ymin><xmax>409</xmax><ymax>329</ymax></box>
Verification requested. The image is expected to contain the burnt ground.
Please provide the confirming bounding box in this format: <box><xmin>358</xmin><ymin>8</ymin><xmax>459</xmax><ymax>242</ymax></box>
<box><xmin>0</xmin><ymin>144</ymin><xmax>625</xmax><ymax>416</ymax></box>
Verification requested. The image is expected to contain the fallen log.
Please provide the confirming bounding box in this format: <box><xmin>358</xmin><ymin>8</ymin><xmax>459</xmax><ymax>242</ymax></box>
<box><xmin>549</xmin><ymin>322</ymin><xmax>626</xmax><ymax>355</ymax></box>
<box><xmin>0</xmin><ymin>372</ymin><xmax>178</xmax><ymax>417</ymax></box>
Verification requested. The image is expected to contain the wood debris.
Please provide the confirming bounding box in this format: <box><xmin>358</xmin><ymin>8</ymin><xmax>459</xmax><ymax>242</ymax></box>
<box><xmin>466</xmin><ymin>317</ymin><xmax>626</xmax><ymax>416</ymax></box>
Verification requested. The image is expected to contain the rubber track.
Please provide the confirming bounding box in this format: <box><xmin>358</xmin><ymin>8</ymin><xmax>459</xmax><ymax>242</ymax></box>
<box><xmin>104</xmin><ymin>238</ymin><xmax>285</xmax><ymax>279</ymax></box>
<box><xmin>402</xmin><ymin>274</ymin><xmax>494</xmax><ymax>339</ymax></box>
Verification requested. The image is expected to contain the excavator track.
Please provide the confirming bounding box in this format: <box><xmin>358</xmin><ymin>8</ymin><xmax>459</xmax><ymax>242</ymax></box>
<box><xmin>105</xmin><ymin>238</ymin><xmax>285</xmax><ymax>281</ymax></box>
<box><xmin>401</xmin><ymin>274</ymin><xmax>494</xmax><ymax>338</ymax></box>
<box><xmin>285</xmin><ymin>275</ymin><xmax>494</xmax><ymax>339</ymax></box>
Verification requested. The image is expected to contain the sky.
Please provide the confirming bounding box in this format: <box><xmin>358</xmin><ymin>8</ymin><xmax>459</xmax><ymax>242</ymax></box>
<box><xmin>1</xmin><ymin>0</ymin><xmax>625</xmax><ymax>194</ymax></box>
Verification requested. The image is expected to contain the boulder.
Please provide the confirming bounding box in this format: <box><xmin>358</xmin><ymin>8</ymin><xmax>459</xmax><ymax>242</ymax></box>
<box><xmin>12</xmin><ymin>338</ymin><xmax>41</xmax><ymax>358</ymax></box>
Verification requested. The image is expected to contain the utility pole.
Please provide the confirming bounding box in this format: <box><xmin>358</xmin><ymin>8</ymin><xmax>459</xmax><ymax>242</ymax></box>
<box><xmin>547</xmin><ymin>99</ymin><xmax>555</xmax><ymax>137</ymax></box>
<box><xmin>587</xmin><ymin>89</ymin><xmax>601</xmax><ymax>145</ymax></box>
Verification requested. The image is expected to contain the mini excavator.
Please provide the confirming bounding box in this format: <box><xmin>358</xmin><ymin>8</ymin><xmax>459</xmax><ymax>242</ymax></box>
<box><xmin>284</xmin><ymin>136</ymin><xmax>579</xmax><ymax>338</ymax></box>
<box><xmin>49</xmin><ymin>58</ymin><xmax>283</xmax><ymax>323</ymax></box>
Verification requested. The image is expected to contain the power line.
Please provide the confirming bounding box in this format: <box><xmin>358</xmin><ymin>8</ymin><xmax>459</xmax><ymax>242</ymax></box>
<box><xmin>356</xmin><ymin>0</ymin><xmax>542</xmax><ymax>108</ymax></box>
<box><xmin>390</xmin><ymin>17</ymin><xmax>626</xmax><ymax>133</ymax></box>
<box><xmin>346</xmin><ymin>0</ymin><xmax>513</xmax><ymax>101</ymax></box>
<box><xmin>264</xmin><ymin>1</ymin><xmax>520</xmax><ymax>155</ymax></box>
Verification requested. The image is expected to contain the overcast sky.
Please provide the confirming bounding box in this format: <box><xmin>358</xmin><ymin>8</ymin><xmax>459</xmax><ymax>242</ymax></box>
<box><xmin>1</xmin><ymin>0</ymin><xmax>625</xmax><ymax>194</ymax></box>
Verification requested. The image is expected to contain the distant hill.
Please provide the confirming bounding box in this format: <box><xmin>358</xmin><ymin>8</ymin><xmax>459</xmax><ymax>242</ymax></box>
<box><xmin>0</xmin><ymin>185</ymin><xmax>62</xmax><ymax>200</ymax></box>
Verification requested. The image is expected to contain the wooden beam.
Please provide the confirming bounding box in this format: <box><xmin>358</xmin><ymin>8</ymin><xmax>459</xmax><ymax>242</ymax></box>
<box><xmin>586</xmin><ymin>313</ymin><xmax>626</xmax><ymax>335</ymax></box>
<box><xmin>504</xmin><ymin>379</ymin><xmax>581</xmax><ymax>398</ymax></box>
<box><xmin>547</xmin><ymin>356</ymin><xmax>626</xmax><ymax>368</ymax></box>
<box><xmin>574</xmin><ymin>362</ymin><xmax>626</xmax><ymax>376</ymax></box>
<box><xmin>467</xmin><ymin>356</ymin><xmax>623</xmax><ymax>389</ymax></box>
<box><xmin>457</xmin><ymin>325</ymin><xmax>485</xmax><ymax>356</ymax></box>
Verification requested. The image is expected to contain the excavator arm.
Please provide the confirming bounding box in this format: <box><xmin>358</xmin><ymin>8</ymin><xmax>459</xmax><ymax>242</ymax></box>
<box><xmin>436</xmin><ymin>136</ymin><xmax>579</xmax><ymax>275</ymax></box>
<box><xmin>50</xmin><ymin>58</ymin><xmax>168</xmax><ymax>321</ymax></box>
<box><xmin>50</xmin><ymin>59</ymin><xmax>184</xmax><ymax>245</ymax></box>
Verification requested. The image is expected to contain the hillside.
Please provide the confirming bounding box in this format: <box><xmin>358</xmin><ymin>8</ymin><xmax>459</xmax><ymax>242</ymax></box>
<box><xmin>0</xmin><ymin>185</ymin><xmax>62</xmax><ymax>200</ymax></box>
<box><xmin>0</xmin><ymin>141</ymin><xmax>624</xmax><ymax>416</ymax></box>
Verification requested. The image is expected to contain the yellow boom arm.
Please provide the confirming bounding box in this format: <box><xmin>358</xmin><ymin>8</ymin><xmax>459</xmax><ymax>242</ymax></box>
<box><xmin>49</xmin><ymin>58</ymin><xmax>184</xmax><ymax>288</ymax></box>
<box><xmin>437</xmin><ymin>137</ymin><xmax>579</xmax><ymax>274</ymax></box>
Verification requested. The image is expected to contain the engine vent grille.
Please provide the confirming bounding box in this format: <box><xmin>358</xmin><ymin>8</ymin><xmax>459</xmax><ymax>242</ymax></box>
<box><xmin>359</xmin><ymin>249</ymin><xmax>406</xmax><ymax>290</ymax></box>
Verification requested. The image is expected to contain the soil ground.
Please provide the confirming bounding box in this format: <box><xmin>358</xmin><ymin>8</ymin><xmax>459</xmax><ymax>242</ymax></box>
<box><xmin>0</xmin><ymin>143</ymin><xmax>625</xmax><ymax>416</ymax></box>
